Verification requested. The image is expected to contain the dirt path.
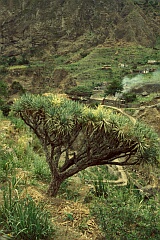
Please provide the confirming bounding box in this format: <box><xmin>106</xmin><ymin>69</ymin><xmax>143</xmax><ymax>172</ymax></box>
<box><xmin>107</xmin><ymin>162</ymin><xmax>128</xmax><ymax>186</ymax></box>
<box><xmin>85</xmin><ymin>160</ymin><xmax>128</xmax><ymax>187</ymax></box>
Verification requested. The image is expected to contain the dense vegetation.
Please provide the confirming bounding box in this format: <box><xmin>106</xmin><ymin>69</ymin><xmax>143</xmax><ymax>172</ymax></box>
<box><xmin>91</xmin><ymin>183</ymin><xmax>160</xmax><ymax>239</ymax></box>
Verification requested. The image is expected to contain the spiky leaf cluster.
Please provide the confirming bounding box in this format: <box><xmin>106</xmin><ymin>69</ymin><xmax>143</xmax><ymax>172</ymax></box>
<box><xmin>12</xmin><ymin>94</ymin><xmax>159</xmax><ymax>167</ymax></box>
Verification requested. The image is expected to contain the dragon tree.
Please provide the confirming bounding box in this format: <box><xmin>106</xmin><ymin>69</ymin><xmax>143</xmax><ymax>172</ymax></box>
<box><xmin>12</xmin><ymin>94</ymin><xmax>159</xmax><ymax>197</ymax></box>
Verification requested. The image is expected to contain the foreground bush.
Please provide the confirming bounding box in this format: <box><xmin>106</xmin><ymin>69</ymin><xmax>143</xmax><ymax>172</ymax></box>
<box><xmin>91</xmin><ymin>183</ymin><xmax>160</xmax><ymax>240</ymax></box>
<box><xmin>0</xmin><ymin>184</ymin><xmax>54</xmax><ymax>240</ymax></box>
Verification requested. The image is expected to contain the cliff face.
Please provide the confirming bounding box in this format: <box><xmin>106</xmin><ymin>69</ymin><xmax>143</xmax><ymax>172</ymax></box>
<box><xmin>0</xmin><ymin>0</ymin><xmax>160</xmax><ymax>57</ymax></box>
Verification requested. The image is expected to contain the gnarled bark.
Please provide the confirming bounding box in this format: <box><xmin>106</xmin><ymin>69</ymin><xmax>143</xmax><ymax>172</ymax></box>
<box><xmin>47</xmin><ymin>175</ymin><xmax>64</xmax><ymax>197</ymax></box>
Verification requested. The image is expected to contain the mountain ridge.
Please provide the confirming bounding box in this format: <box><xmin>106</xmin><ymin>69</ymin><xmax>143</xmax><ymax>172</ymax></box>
<box><xmin>0</xmin><ymin>0</ymin><xmax>160</xmax><ymax>57</ymax></box>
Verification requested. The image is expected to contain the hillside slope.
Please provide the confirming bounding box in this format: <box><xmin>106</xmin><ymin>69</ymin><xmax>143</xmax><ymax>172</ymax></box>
<box><xmin>0</xmin><ymin>0</ymin><xmax>160</xmax><ymax>57</ymax></box>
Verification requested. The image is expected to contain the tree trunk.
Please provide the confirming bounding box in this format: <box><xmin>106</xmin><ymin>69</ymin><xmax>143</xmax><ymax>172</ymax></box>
<box><xmin>47</xmin><ymin>175</ymin><xmax>64</xmax><ymax>197</ymax></box>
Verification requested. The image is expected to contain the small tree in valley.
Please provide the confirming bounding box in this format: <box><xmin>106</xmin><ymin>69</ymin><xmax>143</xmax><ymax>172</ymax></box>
<box><xmin>12</xmin><ymin>94</ymin><xmax>159</xmax><ymax>197</ymax></box>
<box><xmin>104</xmin><ymin>79</ymin><xmax>123</xmax><ymax>97</ymax></box>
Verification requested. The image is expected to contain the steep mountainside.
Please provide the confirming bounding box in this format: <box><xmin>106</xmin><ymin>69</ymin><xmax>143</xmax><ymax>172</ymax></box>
<box><xmin>0</xmin><ymin>0</ymin><xmax>160</xmax><ymax>57</ymax></box>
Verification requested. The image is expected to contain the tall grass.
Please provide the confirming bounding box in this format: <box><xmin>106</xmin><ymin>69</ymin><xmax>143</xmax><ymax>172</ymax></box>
<box><xmin>0</xmin><ymin>113</ymin><xmax>54</xmax><ymax>239</ymax></box>
<box><xmin>0</xmin><ymin>147</ymin><xmax>14</xmax><ymax>182</ymax></box>
<box><xmin>93</xmin><ymin>177</ymin><xmax>108</xmax><ymax>199</ymax></box>
<box><xmin>0</xmin><ymin>181</ymin><xmax>54</xmax><ymax>240</ymax></box>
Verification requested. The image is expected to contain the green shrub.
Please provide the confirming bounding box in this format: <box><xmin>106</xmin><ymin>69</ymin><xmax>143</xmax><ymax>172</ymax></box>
<box><xmin>7</xmin><ymin>56</ymin><xmax>17</xmax><ymax>66</ymax></box>
<box><xmin>91</xmin><ymin>185</ymin><xmax>160</xmax><ymax>239</ymax></box>
<box><xmin>17</xmin><ymin>54</ymin><xmax>29</xmax><ymax>65</ymax></box>
<box><xmin>9</xmin><ymin>81</ymin><xmax>25</xmax><ymax>95</ymax></box>
<box><xmin>1</xmin><ymin>103</ymin><xmax>11</xmax><ymax>116</ymax></box>
<box><xmin>122</xmin><ymin>92</ymin><xmax>137</xmax><ymax>103</ymax></box>
<box><xmin>104</xmin><ymin>79</ymin><xmax>123</xmax><ymax>96</ymax></box>
<box><xmin>0</xmin><ymin>56</ymin><xmax>8</xmax><ymax>65</ymax></box>
<box><xmin>0</xmin><ymin>80</ymin><xmax>8</xmax><ymax>97</ymax></box>
<box><xmin>66</xmin><ymin>85</ymin><xmax>93</xmax><ymax>98</ymax></box>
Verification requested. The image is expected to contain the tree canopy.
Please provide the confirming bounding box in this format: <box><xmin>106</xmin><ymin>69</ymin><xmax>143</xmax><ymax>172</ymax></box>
<box><xmin>12</xmin><ymin>94</ymin><xmax>159</xmax><ymax>196</ymax></box>
<box><xmin>104</xmin><ymin>79</ymin><xmax>123</xmax><ymax>96</ymax></box>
